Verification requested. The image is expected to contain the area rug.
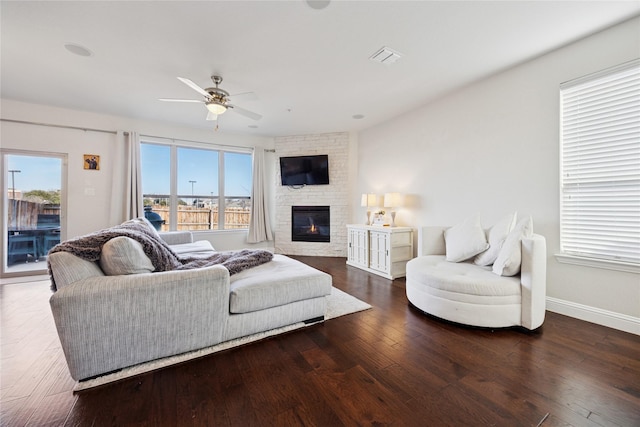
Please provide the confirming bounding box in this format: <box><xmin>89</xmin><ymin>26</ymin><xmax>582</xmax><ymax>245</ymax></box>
<box><xmin>74</xmin><ymin>287</ymin><xmax>371</xmax><ymax>391</ymax></box>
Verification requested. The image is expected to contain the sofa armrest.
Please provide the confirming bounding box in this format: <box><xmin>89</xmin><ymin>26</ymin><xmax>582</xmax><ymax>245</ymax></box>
<box><xmin>159</xmin><ymin>231</ymin><xmax>193</xmax><ymax>245</ymax></box>
<box><xmin>49</xmin><ymin>265</ymin><xmax>230</xmax><ymax>381</ymax></box>
<box><xmin>417</xmin><ymin>226</ymin><xmax>448</xmax><ymax>257</ymax></box>
<box><xmin>520</xmin><ymin>234</ymin><xmax>547</xmax><ymax>330</ymax></box>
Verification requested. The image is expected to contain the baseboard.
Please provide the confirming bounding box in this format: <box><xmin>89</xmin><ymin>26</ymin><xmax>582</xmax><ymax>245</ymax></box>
<box><xmin>546</xmin><ymin>297</ymin><xmax>640</xmax><ymax>336</ymax></box>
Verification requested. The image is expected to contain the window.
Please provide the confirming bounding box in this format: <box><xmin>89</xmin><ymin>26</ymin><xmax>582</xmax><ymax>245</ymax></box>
<box><xmin>140</xmin><ymin>140</ymin><xmax>252</xmax><ymax>231</ymax></box>
<box><xmin>559</xmin><ymin>59</ymin><xmax>640</xmax><ymax>272</ymax></box>
<box><xmin>2</xmin><ymin>150</ymin><xmax>66</xmax><ymax>277</ymax></box>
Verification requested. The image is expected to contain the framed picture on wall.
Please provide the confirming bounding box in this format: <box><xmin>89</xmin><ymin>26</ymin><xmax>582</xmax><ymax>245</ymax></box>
<box><xmin>83</xmin><ymin>154</ymin><xmax>100</xmax><ymax>170</ymax></box>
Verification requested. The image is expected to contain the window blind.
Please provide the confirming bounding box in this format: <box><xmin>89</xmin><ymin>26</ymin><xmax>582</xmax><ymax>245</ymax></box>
<box><xmin>560</xmin><ymin>59</ymin><xmax>640</xmax><ymax>265</ymax></box>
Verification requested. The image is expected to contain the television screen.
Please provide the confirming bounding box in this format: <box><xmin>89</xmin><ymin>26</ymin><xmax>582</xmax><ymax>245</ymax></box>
<box><xmin>279</xmin><ymin>154</ymin><xmax>330</xmax><ymax>186</ymax></box>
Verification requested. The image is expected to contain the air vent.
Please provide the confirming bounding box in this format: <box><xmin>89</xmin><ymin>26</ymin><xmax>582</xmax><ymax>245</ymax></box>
<box><xmin>369</xmin><ymin>46</ymin><xmax>402</xmax><ymax>64</ymax></box>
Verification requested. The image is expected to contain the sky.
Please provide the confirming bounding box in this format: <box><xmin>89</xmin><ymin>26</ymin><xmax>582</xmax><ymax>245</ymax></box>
<box><xmin>6</xmin><ymin>155</ymin><xmax>62</xmax><ymax>192</ymax></box>
<box><xmin>140</xmin><ymin>144</ymin><xmax>252</xmax><ymax>198</ymax></box>
<box><xmin>5</xmin><ymin>147</ymin><xmax>252</xmax><ymax>199</ymax></box>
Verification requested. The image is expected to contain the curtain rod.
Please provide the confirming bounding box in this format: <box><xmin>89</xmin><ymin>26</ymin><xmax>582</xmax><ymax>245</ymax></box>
<box><xmin>1</xmin><ymin>118</ymin><xmax>119</xmax><ymax>135</ymax></box>
<box><xmin>140</xmin><ymin>133</ymin><xmax>257</xmax><ymax>151</ymax></box>
<box><xmin>1</xmin><ymin>118</ymin><xmax>274</xmax><ymax>151</ymax></box>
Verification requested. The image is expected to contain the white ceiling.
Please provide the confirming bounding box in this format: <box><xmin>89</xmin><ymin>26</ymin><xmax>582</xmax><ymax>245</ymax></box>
<box><xmin>2</xmin><ymin>1</ymin><xmax>639</xmax><ymax>137</ymax></box>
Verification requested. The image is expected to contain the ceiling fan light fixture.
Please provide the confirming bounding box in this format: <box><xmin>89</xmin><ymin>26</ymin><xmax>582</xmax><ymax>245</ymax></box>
<box><xmin>166</xmin><ymin>74</ymin><xmax>259</xmax><ymax>121</ymax></box>
<box><xmin>206</xmin><ymin>101</ymin><xmax>227</xmax><ymax>115</ymax></box>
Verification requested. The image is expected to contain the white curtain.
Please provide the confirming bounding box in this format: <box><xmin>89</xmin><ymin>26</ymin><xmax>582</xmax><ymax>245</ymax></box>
<box><xmin>247</xmin><ymin>148</ymin><xmax>273</xmax><ymax>243</ymax></box>
<box><xmin>110</xmin><ymin>131</ymin><xmax>143</xmax><ymax>224</ymax></box>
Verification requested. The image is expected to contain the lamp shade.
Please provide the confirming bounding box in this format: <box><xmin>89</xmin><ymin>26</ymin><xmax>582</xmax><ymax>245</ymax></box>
<box><xmin>384</xmin><ymin>192</ymin><xmax>403</xmax><ymax>208</ymax></box>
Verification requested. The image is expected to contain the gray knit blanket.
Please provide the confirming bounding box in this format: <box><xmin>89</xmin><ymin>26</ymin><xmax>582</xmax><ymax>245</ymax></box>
<box><xmin>48</xmin><ymin>220</ymin><xmax>273</xmax><ymax>292</ymax></box>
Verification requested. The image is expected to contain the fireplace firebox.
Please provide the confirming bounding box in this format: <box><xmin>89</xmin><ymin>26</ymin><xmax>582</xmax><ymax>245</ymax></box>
<box><xmin>291</xmin><ymin>206</ymin><xmax>330</xmax><ymax>242</ymax></box>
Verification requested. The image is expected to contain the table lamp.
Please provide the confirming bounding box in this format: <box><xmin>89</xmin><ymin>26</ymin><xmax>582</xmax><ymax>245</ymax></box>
<box><xmin>383</xmin><ymin>192</ymin><xmax>403</xmax><ymax>227</ymax></box>
<box><xmin>361</xmin><ymin>193</ymin><xmax>377</xmax><ymax>225</ymax></box>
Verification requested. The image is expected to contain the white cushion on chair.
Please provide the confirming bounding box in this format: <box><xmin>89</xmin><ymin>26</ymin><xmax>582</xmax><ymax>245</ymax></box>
<box><xmin>474</xmin><ymin>212</ymin><xmax>517</xmax><ymax>266</ymax></box>
<box><xmin>408</xmin><ymin>256</ymin><xmax>521</xmax><ymax>300</ymax></box>
<box><xmin>493</xmin><ymin>216</ymin><xmax>533</xmax><ymax>276</ymax></box>
<box><xmin>444</xmin><ymin>214</ymin><xmax>489</xmax><ymax>262</ymax></box>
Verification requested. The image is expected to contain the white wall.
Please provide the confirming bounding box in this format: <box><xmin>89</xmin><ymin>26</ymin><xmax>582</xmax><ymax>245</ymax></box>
<box><xmin>356</xmin><ymin>17</ymin><xmax>640</xmax><ymax>327</ymax></box>
<box><xmin>0</xmin><ymin>99</ymin><xmax>275</xmax><ymax>250</ymax></box>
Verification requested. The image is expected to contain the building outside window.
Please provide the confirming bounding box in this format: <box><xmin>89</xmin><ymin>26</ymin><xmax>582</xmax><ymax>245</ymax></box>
<box><xmin>558</xmin><ymin>59</ymin><xmax>640</xmax><ymax>272</ymax></box>
<box><xmin>140</xmin><ymin>140</ymin><xmax>252</xmax><ymax>231</ymax></box>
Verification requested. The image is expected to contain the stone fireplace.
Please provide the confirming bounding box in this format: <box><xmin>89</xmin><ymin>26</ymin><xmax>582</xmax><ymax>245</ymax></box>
<box><xmin>291</xmin><ymin>206</ymin><xmax>330</xmax><ymax>242</ymax></box>
<box><xmin>274</xmin><ymin>132</ymin><xmax>350</xmax><ymax>256</ymax></box>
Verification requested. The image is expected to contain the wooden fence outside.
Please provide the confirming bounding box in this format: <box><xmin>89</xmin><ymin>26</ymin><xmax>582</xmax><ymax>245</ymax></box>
<box><xmin>150</xmin><ymin>205</ymin><xmax>250</xmax><ymax>231</ymax></box>
<box><xmin>8</xmin><ymin>200</ymin><xmax>60</xmax><ymax>229</ymax></box>
<box><xmin>6</xmin><ymin>201</ymin><xmax>249</xmax><ymax>231</ymax></box>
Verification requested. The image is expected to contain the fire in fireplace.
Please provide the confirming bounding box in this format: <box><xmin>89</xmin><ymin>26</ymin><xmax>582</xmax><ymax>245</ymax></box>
<box><xmin>291</xmin><ymin>206</ymin><xmax>330</xmax><ymax>242</ymax></box>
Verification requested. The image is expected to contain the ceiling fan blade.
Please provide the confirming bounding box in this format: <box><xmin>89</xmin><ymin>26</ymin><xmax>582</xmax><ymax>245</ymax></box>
<box><xmin>206</xmin><ymin>111</ymin><xmax>218</xmax><ymax>121</ymax></box>
<box><xmin>227</xmin><ymin>104</ymin><xmax>262</xmax><ymax>121</ymax></box>
<box><xmin>230</xmin><ymin>91</ymin><xmax>258</xmax><ymax>101</ymax></box>
<box><xmin>159</xmin><ymin>98</ymin><xmax>204</xmax><ymax>103</ymax></box>
<box><xmin>177</xmin><ymin>77</ymin><xmax>210</xmax><ymax>98</ymax></box>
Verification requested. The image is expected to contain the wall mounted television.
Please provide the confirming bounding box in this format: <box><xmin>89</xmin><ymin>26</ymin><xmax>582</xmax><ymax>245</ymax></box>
<box><xmin>279</xmin><ymin>154</ymin><xmax>330</xmax><ymax>186</ymax></box>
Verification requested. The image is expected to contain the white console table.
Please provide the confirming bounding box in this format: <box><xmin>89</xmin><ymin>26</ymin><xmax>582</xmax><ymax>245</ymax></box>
<box><xmin>346</xmin><ymin>225</ymin><xmax>414</xmax><ymax>280</ymax></box>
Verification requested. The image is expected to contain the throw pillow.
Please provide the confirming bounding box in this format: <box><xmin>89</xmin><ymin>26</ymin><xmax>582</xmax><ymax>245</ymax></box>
<box><xmin>444</xmin><ymin>214</ymin><xmax>489</xmax><ymax>262</ymax></box>
<box><xmin>474</xmin><ymin>212</ymin><xmax>517</xmax><ymax>266</ymax></box>
<box><xmin>99</xmin><ymin>236</ymin><xmax>155</xmax><ymax>275</ymax></box>
<box><xmin>492</xmin><ymin>216</ymin><xmax>533</xmax><ymax>276</ymax></box>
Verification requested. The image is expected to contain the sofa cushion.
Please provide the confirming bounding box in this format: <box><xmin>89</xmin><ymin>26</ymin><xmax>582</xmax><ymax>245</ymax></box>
<box><xmin>49</xmin><ymin>252</ymin><xmax>105</xmax><ymax>290</ymax></box>
<box><xmin>229</xmin><ymin>254</ymin><xmax>332</xmax><ymax>314</ymax></box>
<box><xmin>99</xmin><ymin>236</ymin><xmax>155</xmax><ymax>275</ymax></box>
<box><xmin>444</xmin><ymin>214</ymin><xmax>489</xmax><ymax>262</ymax></box>
<box><xmin>159</xmin><ymin>231</ymin><xmax>193</xmax><ymax>246</ymax></box>
<box><xmin>170</xmin><ymin>240</ymin><xmax>216</xmax><ymax>257</ymax></box>
<box><xmin>493</xmin><ymin>216</ymin><xmax>533</xmax><ymax>276</ymax></box>
<box><xmin>474</xmin><ymin>212</ymin><xmax>517</xmax><ymax>266</ymax></box>
<box><xmin>407</xmin><ymin>255</ymin><xmax>521</xmax><ymax>303</ymax></box>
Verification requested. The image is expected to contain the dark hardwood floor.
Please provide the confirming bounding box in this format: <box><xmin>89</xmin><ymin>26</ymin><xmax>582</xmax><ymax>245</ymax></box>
<box><xmin>1</xmin><ymin>256</ymin><xmax>639</xmax><ymax>426</ymax></box>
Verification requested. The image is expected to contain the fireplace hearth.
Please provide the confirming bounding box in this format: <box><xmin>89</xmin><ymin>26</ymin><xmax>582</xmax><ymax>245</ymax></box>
<box><xmin>291</xmin><ymin>206</ymin><xmax>330</xmax><ymax>242</ymax></box>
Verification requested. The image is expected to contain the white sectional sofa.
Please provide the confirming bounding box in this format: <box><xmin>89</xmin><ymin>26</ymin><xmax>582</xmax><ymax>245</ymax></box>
<box><xmin>406</xmin><ymin>222</ymin><xmax>546</xmax><ymax>330</ymax></box>
<box><xmin>49</xmin><ymin>229</ymin><xmax>332</xmax><ymax>381</ymax></box>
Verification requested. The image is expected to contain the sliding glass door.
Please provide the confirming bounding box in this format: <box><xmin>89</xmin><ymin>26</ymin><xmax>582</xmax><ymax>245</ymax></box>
<box><xmin>2</xmin><ymin>151</ymin><xmax>66</xmax><ymax>277</ymax></box>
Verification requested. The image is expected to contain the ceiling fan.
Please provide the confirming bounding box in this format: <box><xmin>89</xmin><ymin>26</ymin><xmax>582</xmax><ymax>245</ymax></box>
<box><xmin>160</xmin><ymin>75</ymin><xmax>262</xmax><ymax>122</ymax></box>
